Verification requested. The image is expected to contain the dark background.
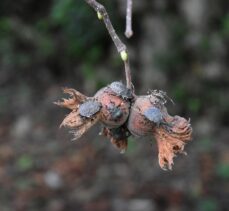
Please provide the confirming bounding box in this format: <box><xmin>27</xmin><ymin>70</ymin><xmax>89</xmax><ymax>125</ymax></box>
<box><xmin>0</xmin><ymin>0</ymin><xmax>229</xmax><ymax>210</ymax></box>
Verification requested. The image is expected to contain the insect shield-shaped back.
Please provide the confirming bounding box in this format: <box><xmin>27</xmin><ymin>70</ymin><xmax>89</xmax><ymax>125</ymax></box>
<box><xmin>108</xmin><ymin>81</ymin><xmax>132</xmax><ymax>99</ymax></box>
<box><xmin>144</xmin><ymin>107</ymin><xmax>163</xmax><ymax>126</ymax></box>
<box><xmin>79</xmin><ymin>100</ymin><xmax>101</xmax><ymax>118</ymax></box>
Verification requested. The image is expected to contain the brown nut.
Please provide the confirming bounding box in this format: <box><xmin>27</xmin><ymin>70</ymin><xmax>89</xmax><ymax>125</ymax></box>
<box><xmin>95</xmin><ymin>87</ymin><xmax>130</xmax><ymax>128</ymax></box>
<box><xmin>127</xmin><ymin>95</ymin><xmax>161</xmax><ymax>136</ymax></box>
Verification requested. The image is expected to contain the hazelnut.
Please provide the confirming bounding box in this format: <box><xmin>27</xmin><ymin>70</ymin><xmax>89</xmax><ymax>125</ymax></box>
<box><xmin>95</xmin><ymin>85</ymin><xmax>130</xmax><ymax>128</ymax></box>
<box><xmin>128</xmin><ymin>95</ymin><xmax>162</xmax><ymax>136</ymax></box>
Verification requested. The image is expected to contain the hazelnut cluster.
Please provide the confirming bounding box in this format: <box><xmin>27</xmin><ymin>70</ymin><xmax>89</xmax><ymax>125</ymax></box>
<box><xmin>56</xmin><ymin>81</ymin><xmax>192</xmax><ymax>170</ymax></box>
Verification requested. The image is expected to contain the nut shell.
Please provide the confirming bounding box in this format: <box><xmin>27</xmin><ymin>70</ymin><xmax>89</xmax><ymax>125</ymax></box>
<box><xmin>128</xmin><ymin>95</ymin><xmax>161</xmax><ymax>136</ymax></box>
<box><xmin>95</xmin><ymin>88</ymin><xmax>130</xmax><ymax>128</ymax></box>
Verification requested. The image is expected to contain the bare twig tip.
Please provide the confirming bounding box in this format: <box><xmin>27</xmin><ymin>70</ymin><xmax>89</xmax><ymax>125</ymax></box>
<box><xmin>125</xmin><ymin>30</ymin><xmax>133</xmax><ymax>38</ymax></box>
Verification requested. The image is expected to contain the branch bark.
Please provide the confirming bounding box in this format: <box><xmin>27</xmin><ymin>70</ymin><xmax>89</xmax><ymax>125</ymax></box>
<box><xmin>125</xmin><ymin>0</ymin><xmax>133</xmax><ymax>38</ymax></box>
<box><xmin>84</xmin><ymin>0</ymin><xmax>132</xmax><ymax>90</ymax></box>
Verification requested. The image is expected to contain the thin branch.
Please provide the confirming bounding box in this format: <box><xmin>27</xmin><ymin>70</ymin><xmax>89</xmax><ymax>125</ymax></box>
<box><xmin>125</xmin><ymin>0</ymin><xmax>133</xmax><ymax>38</ymax></box>
<box><xmin>124</xmin><ymin>59</ymin><xmax>132</xmax><ymax>90</ymax></box>
<box><xmin>85</xmin><ymin>0</ymin><xmax>126</xmax><ymax>53</ymax></box>
<box><xmin>84</xmin><ymin>0</ymin><xmax>132</xmax><ymax>90</ymax></box>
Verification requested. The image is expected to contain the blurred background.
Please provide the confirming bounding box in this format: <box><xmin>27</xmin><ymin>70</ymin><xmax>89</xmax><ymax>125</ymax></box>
<box><xmin>0</xmin><ymin>0</ymin><xmax>229</xmax><ymax>210</ymax></box>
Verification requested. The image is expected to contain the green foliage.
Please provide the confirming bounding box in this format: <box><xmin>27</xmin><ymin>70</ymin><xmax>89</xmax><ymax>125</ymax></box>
<box><xmin>199</xmin><ymin>36</ymin><xmax>211</xmax><ymax>53</ymax></box>
<box><xmin>126</xmin><ymin>137</ymin><xmax>137</xmax><ymax>154</ymax></box>
<box><xmin>35</xmin><ymin>19</ymin><xmax>50</xmax><ymax>32</ymax></box>
<box><xmin>221</xmin><ymin>14</ymin><xmax>229</xmax><ymax>36</ymax></box>
<box><xmin>37</xmin><ymin>35</ymin><xmax>55</xmax><ymax>57</ymax></box>
<box><xmin>169</xmin><ymin>18</ymin><xmax>187</xmax><ymax>43</ymax></box>
<box><xmin>187</xmin><ymin>97</ymin><xmax>201</xmax><ymax>113</ymax></box>
<box><xmin>0</xmin><ymin>90</ymin><xmax>9</xmax><ymax>115</ymax></box>
<box><xmin>198</xmin><ymin>198</ymin><xmax>218</xmax><ymax>211</ymax></box>
<box><xmin>17</xmin><ymin>155</ymin><xmax>33</xmax><ymax>171</ymax></box>
<box><xmin>80</xmin><ymin>45</ymin><xmax>103</xmax><ymax>82</ymax></box>
<box><xmin>81</xmin><ymin>63</ymin><xmax>95</xmax><ymax>80</ymax></box>
<box><xmin>0</xmin><ymin>18</ymin><xmax>11</xmax><ymax>37</ymax></box>
<box><xmin>198</xmin><ymin>138</ymin><xmax>213</xmax><ymax>151</ymax></box>
<box><xmin>16</xmin><ymin>178</ymin><xmax>34</xmax><ymax>190</ymax></box>
<box><xmin>216</xmin><ymin>163</ymin><xmax>229</xmax><ymax>179</ymax></box>
<box><xmin>172</xmin><ymin>84</ymin><xmax>187</xmax><ymax>101</ymax></box>
<box><xmin>85</xmin><ymin>45</ymin><xmax>103</xmax><ymax>64</ymax></box>
<box><xmin>51</xmin><ymin>0</ymin><xmax>76</xmax><ymax>25</ymax></box>
<box><xmin>95</xmin><ymin>79</ymin><xmax>108</xmax><ymax>90</ymax></box>
<box><xmin>50</xmin><ymin>0</ymin><xmax>107</xmax><ymax>58</ymax></box>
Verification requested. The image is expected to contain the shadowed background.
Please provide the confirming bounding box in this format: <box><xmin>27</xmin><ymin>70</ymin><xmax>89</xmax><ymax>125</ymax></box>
<box><xmin>0</xmin><ymin>0</ymin><xmax>229</xmax><ymax>210</ymax></box>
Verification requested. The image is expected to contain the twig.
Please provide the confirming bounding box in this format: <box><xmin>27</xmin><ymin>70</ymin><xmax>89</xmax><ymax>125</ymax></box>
<box><xmin>124</xmin><ymin>59</ymin><xmax>132</xmax><ymax>90</ymax></box>
<box><xmin>125</xmin><ymin>0</ymin><xmax>133</xmax><ymax>38</ymax></box>
<box><xmin>85</xmin><ymin>0</ymin><xmax>126</xmax><ymax>53</ymax></box>
<box><xmin>84</xmin><ymin>0</ymin><xmax>132</xmax><ymax>90</ymax></box>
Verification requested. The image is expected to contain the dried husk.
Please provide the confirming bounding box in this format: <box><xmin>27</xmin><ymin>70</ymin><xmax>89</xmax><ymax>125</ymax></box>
<box><xmin>153</xmin><ymin>115</ymin><xmax>192</xmax><ymax>170</ymax></box>
<box><xmin>56</xmin><ymin>88</ymin><xmax>100</xmax><ymax>140</ymax></box>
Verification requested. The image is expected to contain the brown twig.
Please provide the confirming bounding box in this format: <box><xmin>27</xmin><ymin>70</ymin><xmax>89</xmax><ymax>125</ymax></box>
<box><xmin>84</xmin><ymin>0</ymin><xmax>132</xmax><ymax>90</ymax></box>
<box><xmin>124</xmin><ymin>59</ymin><xmax>132</xmax><ymax>90</ymax></box>
<box><xmin>125</xmin><ymin>0</ymin><xmax>133</xmax><ymax>38</ymax></box>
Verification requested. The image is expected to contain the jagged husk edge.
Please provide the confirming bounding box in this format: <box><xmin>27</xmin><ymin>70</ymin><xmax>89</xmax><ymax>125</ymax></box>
<box><xmin>55</xmin><ymin>88</ymin><xmax>100</xmax><ymax>140</ymax></box>
<box><xmin>153</xmin><ymin>115</ymin><xmax>192</xmax><ymax>170</ymax></box>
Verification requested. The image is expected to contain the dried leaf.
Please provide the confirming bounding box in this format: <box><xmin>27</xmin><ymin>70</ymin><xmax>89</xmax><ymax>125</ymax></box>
<box><xmin>54</xmin><ymin>88</ymin><xmax>87</xmax><ymax>110</ymax></box>
<box><xmin>63</xmin><ymin>88</ymin><xmax>87</xmax><ymax>103</ymax></box>
<box><xmin>153</xmin><ymin>115</ymin><xmax>192</xmax><ymax>170</ymax></box>
<box><xmin>71</xmin><ymin>116</ymin><xmax>99</xmax><ymax>140</ymax></box>
<box><xmin>101</xmin><ymin>126</ymin><xmax>129</xmax><ymax>153</ymax></box>
<box><xmin>60</xmin><ymin>111</ymin><xmax>84</xmax><ymax>128</ymax></box>
<box><xmin>60</xmin><ymin>110</ymin><xmax>100</xmax><ymax>140</ymax></box>
<box><xmin>110</xmin><ymin>138</ymin><xmax>128</xmax><ymax>153</ymax></box>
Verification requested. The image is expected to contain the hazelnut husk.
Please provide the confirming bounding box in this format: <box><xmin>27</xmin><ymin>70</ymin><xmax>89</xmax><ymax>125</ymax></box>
<box><xmin>55</xmin><ymin>82</ymin><xmax>131</xmax><ymax>140</ymax></box>
<box><xmin>127</xmin><ymin>93</ymin><xmax>192</xmax><ymax>170</ymax></box>
<box><xmin>100</xmin><ymin>125</ymin><xmax>130</xmax><ymax>153</ymax></box>
<box><xmin>56</xmin><ymin>83</ymin><xmax>192</xmax><ymax>170</ymax></box>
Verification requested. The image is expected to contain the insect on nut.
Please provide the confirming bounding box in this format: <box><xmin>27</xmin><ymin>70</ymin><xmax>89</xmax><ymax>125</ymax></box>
<box><xmin>79</xmin><ymin>100</ymin><xmax>101</xmax><ymax>118</ymax></box>
<box><xmin>144</xmin><ymin>107</ymin><xmax>163</xmax><ymax>126</ymax></box>
<box><xmin>109</xmin><ymin>81</ymin><xmax>132</xmax><ymax>99</ymax></box>
<box><xmin>95</xmin><ymin>85</ymin><xmax>130</xmax><ymax>128</ymax></box>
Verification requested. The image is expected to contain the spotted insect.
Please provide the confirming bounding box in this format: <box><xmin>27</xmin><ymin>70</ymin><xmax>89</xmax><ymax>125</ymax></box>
<box><xmin>79</xmin><ymin>100</ymin><xmax>101</xmax><ymax>118</ymax></box>
<box><xmin>144</xmin><ymin>107</ymin><xmax>164</xmax><ymax>126</ymax></box>
<box><xmin>109</xmin><ymin>81</ymin><xmax>132</xmax><ymax>99</ymax></box>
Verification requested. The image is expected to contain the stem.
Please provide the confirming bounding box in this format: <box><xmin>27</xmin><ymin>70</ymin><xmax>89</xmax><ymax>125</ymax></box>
<box><xmin>84</xmin><ymin>0</ymin><xmax>132</xmax><ymax>90</ymax></box>
<box><xmin>125</xmin><ymin>0</ymin><xmax>133</xmax><ymax>38</ymax></box>
<box><xmin>124</xmin><ymin>59</ymin><xmax>132</xmax><ymax>90</ymax></box>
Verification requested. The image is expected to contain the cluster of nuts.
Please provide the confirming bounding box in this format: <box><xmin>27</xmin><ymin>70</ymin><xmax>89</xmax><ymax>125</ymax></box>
<box><xmin>56</xmin><ymin>81</ymin><xmax>192</xmax><ymax>170</ymax></box>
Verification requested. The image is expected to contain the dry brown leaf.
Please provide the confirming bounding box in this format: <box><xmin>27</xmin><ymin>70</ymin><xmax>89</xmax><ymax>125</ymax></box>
<box><xmin>60</xmin><ymin>110</ymin><xmax>100</xmax><ymax>140</ymax></box>
<box><xmin>101</xmin><ymin>126</ymin><xmax>129</xmax><ymax>153</ymax></box>
<box><xmin>60</xmin><ymin>110</ymin><xmax>84</xmax><ymax>128</ymax></box>
<box><xmin>54</xmin><ymin>88</ymin><xmax>87</xmax><ymax>110</ymax></box>
<box><xmin>71</xmin><ymin>115</ymin><xmax>100</xmax><ymax>140</ymax></box>
<box><xmin>110</xmin><ymin>138</ymin><xmax>128</xmax><ymax>153</ymax></box>
<box><xmin>153</xmin><ymin>115</ymin><xmax>192</xmax><ymax>170</ymax></box>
